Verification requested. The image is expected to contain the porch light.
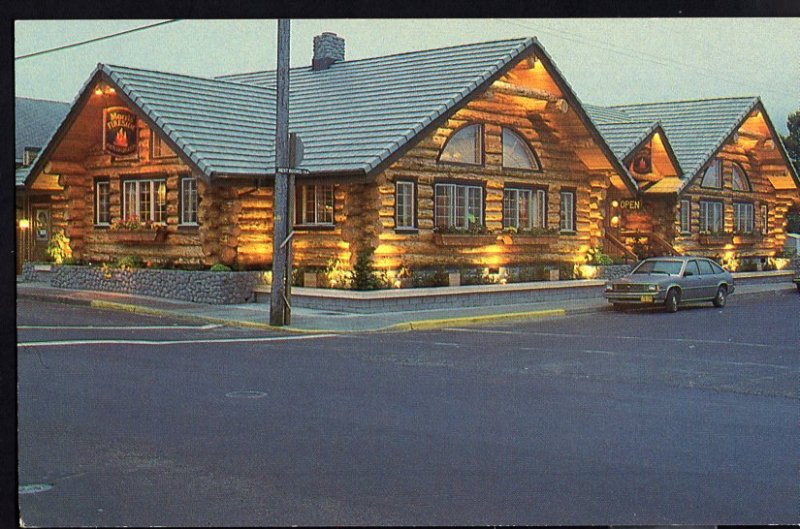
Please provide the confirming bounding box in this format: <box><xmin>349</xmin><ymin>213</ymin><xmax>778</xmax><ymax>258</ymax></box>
<box><xmin>94</xmin><ymin>86</ymin><xmax>103</xmax><ymax>96</ymax></box>
<box><xmin>610</xmin><ymin>215</ymin><xmax>620</xmax><ymax>227</ymax></box>
<box><xmin>611</xmin><ymin>200</ymin><xmax>619</xmax><ymax>208</ymax></box>
<box><xmin>18</xmin><ymin>218</ymin><xmax>30</xmax><ymax>229</ymax></box>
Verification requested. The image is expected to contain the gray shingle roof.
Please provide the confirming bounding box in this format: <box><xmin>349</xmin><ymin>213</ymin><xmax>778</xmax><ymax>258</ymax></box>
<box><xmin>593</xmin><ymin>119</ymin><xmax>661</xmax><ymax>162</ymax></box>
<box><xmin>15</xmin><ymin>97</ymin><xmax>70</xmax><ymax>163</ymax></box>
<box><xmin>102</xmin><ymin>64</ymin><xmax>277</xmax><ymax>176</ymax></box>
<box><xmin>216</xmin><ymin>38</ymin><xmax>535</xmax><ymax>175</ymax></box>
<box><xmin>587</xmin><ymin>97</ymin><xmax>759</xmax><ymax>184</ymax></box>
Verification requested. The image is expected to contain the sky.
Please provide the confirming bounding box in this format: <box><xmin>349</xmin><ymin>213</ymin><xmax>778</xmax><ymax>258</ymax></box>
<box><xmin>14</xmin><ymin>18</ymin><xmax>800</xmax><ymax>134</ymax></box>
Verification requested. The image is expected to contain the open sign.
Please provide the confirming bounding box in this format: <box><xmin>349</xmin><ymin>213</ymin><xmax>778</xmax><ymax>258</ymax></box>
<box><xmin>618</xmin><ymin>199</ymin><xmax>642</xmax><ymax>210</ymax></box>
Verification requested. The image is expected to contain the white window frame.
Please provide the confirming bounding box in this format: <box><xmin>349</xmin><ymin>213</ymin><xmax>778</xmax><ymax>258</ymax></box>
<box><xmin>733</xmin><ymin>202</ymin><xmax>754</xmax><ymax>234</ymax></box>
<box><xmin>395</xmin><ymin>181</ymin><xmax>415</xmax><ymax>230</ymax></box>
<box><xmin>699</xmin><ymin>200</ymin><xmax>724</xmax><ymax>233</ymax></box>
<box><xmin>151</xmin><ymin>133</ymin><xmax>175</xmax><ymax>159</ymax></box>
<box><xmin>559</xmin><ymin>190</ymin><xmax>575</xmax><ymax>232</ymax></box>
<box><xmin>296</xmin><ymin>184</ymin><xmax>335</xmax><ymax>226</ymax></box>
<box><xmin>434</xmin><ymin>183</ymin><xmax>483</xmax><ymax>230</ymax></box>
<box><xmin>761</xmin><ymin>204</ymin><xmax>769</xmax><ymax>235</ymax></box>
<box><xmin>679</xmin><ymin>199</ymin><xmax>691</xmax><ymax>234</ymax></box>
<box><xmin>503</xmin><ymin>188</ymin><xmax>546</xmax><ymax>230</ymax></box>
<box><xmin>122</xmin><ymin>179</ymin><xmax>167</xmax><ymax>223</ymax></box>
<box><xmin>95</xmin><ymin>180</ymin><xmax>110</xmax><ymax>226</ymax></box>
<box><xmin>180</xmin><ymin>176</ymin><xmax>198</xmax><ymax>225</ymax></box>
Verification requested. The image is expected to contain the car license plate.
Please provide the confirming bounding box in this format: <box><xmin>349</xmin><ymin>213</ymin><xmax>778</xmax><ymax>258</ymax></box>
<box><xmin>640</xmin><ymin>295</ymin><xmax>654</xmax><ymax>303</ymax></box>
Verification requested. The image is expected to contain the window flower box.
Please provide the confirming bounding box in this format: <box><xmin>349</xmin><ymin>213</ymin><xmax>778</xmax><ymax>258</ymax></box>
<box><xmin>108</xmin><ymin>226</ymin><xmax>168</xmax><ymax>245</ymax></box>
<box><xmin>732</xmin><ymin>232</ymin><xmax>762</xmax><ymax>245</ymax></box>
<box><xmin>508</xmin><ymin>233</ymin><xmax>559</xmax><ymax>246</ymax></box>
<box><xmin>698</xmin><ymin>232</ymin><xmax>732</xmax><ymax>245</ymax></box>
<box><xmin>433</xmin><ymin>233</ymin><xmax>498</xmax><ymax>247</ymax></box>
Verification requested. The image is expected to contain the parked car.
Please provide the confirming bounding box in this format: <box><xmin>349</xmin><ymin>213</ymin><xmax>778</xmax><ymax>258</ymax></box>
<box><xmin>604</xmin><ymin>256</ymin><xmax>735</xmax><ymax>313</ymax></box>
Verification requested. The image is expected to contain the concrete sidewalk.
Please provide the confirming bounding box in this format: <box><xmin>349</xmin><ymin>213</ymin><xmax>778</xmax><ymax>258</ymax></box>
<box><xmin>16</xmin><ymin>280</ymin><xmax>796</xmax><ymax>333</ymax></box>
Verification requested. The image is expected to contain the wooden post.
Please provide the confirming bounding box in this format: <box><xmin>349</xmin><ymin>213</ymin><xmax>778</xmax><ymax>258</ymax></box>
<box><xmin>270</xmin><ymin>18</ymin><xmax>292</xmax><ymax>326</ymax></box>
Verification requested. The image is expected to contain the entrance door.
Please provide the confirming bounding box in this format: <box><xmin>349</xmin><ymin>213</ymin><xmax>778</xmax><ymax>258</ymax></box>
<box><xmin>32</xmin><ymin>207</ymin><xmax>51</xmax><ymax>261</ymax></box>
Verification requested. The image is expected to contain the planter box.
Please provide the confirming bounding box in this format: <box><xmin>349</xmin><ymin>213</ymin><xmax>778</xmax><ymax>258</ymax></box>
<box><xmin>698</xmin><ymin>233</ymin><xmax>732</xmax><ymax>245</ymax></box>
<box><xmin>108</xmin><ymin>227</ymin><xmax>167</xmax><ymax>245</ymax></box>
<box><xmin>433</xmin><ymin>233</ymin><xmax>498</xmax><ymax>246</ymax></box>
<box><xmin>509</xmin><ymin>233</ymin><xmax>559</xmax><ymax>246</ymax></box>
<box><xmin>732</xmin><ymin>233</ymin><xmax>763</xmax><ymax>245</ymax></box>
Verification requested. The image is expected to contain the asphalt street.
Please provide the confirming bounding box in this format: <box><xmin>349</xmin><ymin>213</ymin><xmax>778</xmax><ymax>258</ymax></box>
<box><xmin>17</xmin><ymin>292</ymin><xmax>800</xmax><ymax>526</ymax></box>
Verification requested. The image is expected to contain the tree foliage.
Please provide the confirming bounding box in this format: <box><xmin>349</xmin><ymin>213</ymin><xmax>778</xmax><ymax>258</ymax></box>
<box><xmin>783</xmin><ymin>110</ymin><xmax>800</xmax><ymax>174</ymax></box>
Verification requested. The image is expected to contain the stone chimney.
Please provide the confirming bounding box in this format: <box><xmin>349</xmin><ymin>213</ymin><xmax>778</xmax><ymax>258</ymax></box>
<box><xmin>312</xmin><ymin>32</ymin><xmax>345</xmax><ymax>71</ymax></box>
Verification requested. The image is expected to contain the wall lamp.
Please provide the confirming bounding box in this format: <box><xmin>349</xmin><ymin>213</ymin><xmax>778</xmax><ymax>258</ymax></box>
<box><xmin>18</xmin><ymin>218</ymin><xmax>30</xmax><ymax>229</ymax></box>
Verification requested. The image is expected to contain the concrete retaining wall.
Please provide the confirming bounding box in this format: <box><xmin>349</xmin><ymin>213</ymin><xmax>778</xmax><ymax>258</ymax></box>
<box><xmin>45</xmin><ymin>265</ymin><xmax>260</xmax><ymax>304</ymax></box>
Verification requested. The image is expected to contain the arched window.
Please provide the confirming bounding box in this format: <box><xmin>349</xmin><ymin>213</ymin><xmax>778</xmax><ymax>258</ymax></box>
<box><xmin>700</xmin><ymin>159</ymin><xmax>722</xmax><ymax>188</ymax></box>
<box><xmin>731</xmin><ymin>163</ymin><xmax>751</xmax><ymax>191</ymax></box>
<box><xmin>439</xmin><ymin>124</ymin><xmax>482</xmax><ymax>165</ymax></box>
<box><xmin>502</xmin><ymin>127</ymin><xmax>540</xmax><ymax>170</ymax></box>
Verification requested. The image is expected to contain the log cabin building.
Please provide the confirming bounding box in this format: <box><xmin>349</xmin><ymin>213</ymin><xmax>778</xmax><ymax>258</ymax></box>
<box><xmin>23</xmin><ymin>33</ymin><xmax>799</xmax><ymax>279</ymax></box>
<box><xmin>586</xmin><ymin>98</ymin><xmax>800</xmax><ymax>268</ymax></box>
<box><xmin>15</xmin><ymin>97</ymin><xmax>71</xmax><ymax>272</ymax></box>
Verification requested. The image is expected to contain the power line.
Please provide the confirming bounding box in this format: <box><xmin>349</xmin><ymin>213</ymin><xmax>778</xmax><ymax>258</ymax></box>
<box><xmin>497</xmin><ymin>18</ymin><xmax>796</xmax><ymax>100</ymax></box>
<box><xmin>15</xmin><ymin>20</ymin><xmax>180</xmax><ymax>61</ymax></box>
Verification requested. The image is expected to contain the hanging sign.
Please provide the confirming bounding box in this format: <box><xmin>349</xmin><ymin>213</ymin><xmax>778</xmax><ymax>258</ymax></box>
<box><xmin>630</xmin><ymin>143</ymin><xmax>652</xmax><ymax>174</ymax></box>
<box><xmin>103</xmin><ymin>107</ymin><xmax>137</xmax><ymax>155</ymax></box>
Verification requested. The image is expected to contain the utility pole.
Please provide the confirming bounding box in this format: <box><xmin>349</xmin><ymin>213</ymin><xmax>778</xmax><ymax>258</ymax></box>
<box><xmin>270</xmin><ymin>18</ymin><xmax>292</xmax><ymax>326</ymax></box>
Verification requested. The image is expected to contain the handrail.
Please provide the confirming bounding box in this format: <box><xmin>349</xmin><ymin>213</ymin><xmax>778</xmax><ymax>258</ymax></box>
<box><xmin>604</xmin><ymin>231</ymin><xmax>638</xmax><ymax>261</ymax></box>
<box><xmin>649</xmin><ymin>232</ymin><xmax>682</xmax><ymax>256</ymax></box>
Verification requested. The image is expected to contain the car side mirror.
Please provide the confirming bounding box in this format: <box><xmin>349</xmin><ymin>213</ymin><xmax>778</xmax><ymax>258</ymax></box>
<box><xmin>684</xmin><ymin>270</ymin><xmax>694</xmax><ymax>277</ymax></box>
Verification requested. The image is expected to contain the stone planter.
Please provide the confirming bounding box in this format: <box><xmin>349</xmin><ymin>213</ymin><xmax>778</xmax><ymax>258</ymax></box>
<box><xmin>48</xmin><ymin>265</ymin><xmax>260</xmax><ymax>304</ymax></box>
<box><xmin>108</xmin><ymin>227</ymin><xmax>168</xmax><ymax>245</ymax></box>
<box><xmin>433</xmin><ymin>233</ymin><xmax>498</xmax><ymax>246</ymax></box>
<box><xmin>698</xmin><ymin>233</ymin><xmax>732</xmax><ymax>245</ymax></box>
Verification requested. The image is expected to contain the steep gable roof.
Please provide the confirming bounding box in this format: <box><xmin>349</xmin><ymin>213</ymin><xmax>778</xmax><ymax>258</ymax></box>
<box><xmin>15</xmin><ymin>97</ymin><xmax>70</xmax><ymax>163</ymax></box>
<box><xmin>27</xmin><ymin>37</ymin><xmax>634</xmax><ymax>193</ymax></box>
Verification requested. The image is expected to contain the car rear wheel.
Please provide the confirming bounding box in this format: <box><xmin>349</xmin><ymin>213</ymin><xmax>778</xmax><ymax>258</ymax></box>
<box><xmin>796</xmin><ymin>283</ymin><xmax>800</xmax><ymax>294</ymax></box>
<box><xmin>664</xmin><ymin>288</ymin><xmax>680</xmax><ymax>313</ymax></box>
<box><xmin>712</xmin><ymin>285</ymin><xmax>727</xmax><ymax>308</ymax></box>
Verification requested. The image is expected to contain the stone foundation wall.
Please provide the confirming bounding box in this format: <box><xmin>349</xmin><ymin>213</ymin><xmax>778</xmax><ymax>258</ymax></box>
<box><xmin>49</xmin><ymin>266</ymin><xmax>260</xmax><ymax>304</ymax></box>
<box><xmin>594</xmin><ymin>264</ymin><xmax>634</xmax><ymax>280</ymax></box>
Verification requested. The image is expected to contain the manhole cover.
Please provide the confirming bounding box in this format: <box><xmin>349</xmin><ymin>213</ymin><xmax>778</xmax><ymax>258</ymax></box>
<box><xmin>19</xmin><ymin>484</ymin><xmax>53</xmax><ymax>494</ymax></box>
<box><xmin>225</xmin><ymin>390</ymin><xmax>267</xmax><ymax>399</ymax></box>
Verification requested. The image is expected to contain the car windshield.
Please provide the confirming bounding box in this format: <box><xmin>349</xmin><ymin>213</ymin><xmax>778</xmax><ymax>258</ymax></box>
<box><xmin>632</xmin><ymin>260</ymin><xmax>683</xmax><ymax>276</ymax></box>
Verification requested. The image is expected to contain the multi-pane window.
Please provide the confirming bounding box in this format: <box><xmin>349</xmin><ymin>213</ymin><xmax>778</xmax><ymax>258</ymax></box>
<box><xmin>295</xmin><ymin>184</ymin><xmax>334</xmax><ymax>225</ymax></box>
<box><xmin>151</xmin><ymin>133</ymin><xmax>175</xmax><ymax>159</ymax></box>
<box><xmin>434</xmin><ymin>183</ymin><xmax>483</xmax><ymax>230</ymax></box>
<box><xmin>502</xmin><ymin>127</ymin><xmax>539</xmax><ymax>170</ymax></box>
<box><xmin>559</xmin><ymin>190</ymin><xmax>575</xmax><ymax>232</ymax></box>
<box><xmin>731</xmin><ymin>163</ymin><xmax>751</xmax><ymax>191</ymax></box>
<box><xmin>699</xmin><ymin>200</ymin><xmax>724</xmax><ymax>233</ymax></box>
<box><xmin>439</xmin><ymin>124</ymin><xmax>482</xmax><ymax>165</ymax></box>
<box><xmin>700</xmin><ymin>159</ymin><xmax>722</xmax><ymax>188</ymax></box>
<box><xmin>733</xmin><ymin>202</ymin><xmax>754</xmax><ymax>234</ymax></box>
<box><xmin>122</xmin><ymin>179</ymin><xmax>166</xmax><ymax>223</ymax></box>
<box><xmin>679</xmin><ymin>199</ymin><xmax>691</xmax><ymax>234</ymax></box>
<box><xmin>503</xmin><ymin>188</ymin><xmax>546</xmax><ymax>230</ymax></box>
<box><xmin>761</xmin><ymin>204</ymin><xmax>769</xmax><ymax>235</ymax></box>
<box><xmin>180</xmin><ymin>177</ymin><xmax>198</xmax><ymax>225</ymax></box>
<box><xmin>95</xmin><ymin>180</ymin><xmax>110</xmax><ymax>225</ymax></box>
<box><xmin>395</xmin><ymin>181</ymin><xmax>415</xmax><ymax>230</ymax></box>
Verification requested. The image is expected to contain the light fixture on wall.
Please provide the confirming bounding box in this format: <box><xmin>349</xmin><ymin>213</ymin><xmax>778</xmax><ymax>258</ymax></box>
<box><xmin>610</xmin><ymin>215</ymin><xmax>620</xmax><ymax>227</ymax></box>
<box><xmin>611</xmin><ymin>200</ymin><xmax>619</xmax><ymax>208</ymax></box>
<box><xmin>18</xmin><ymin>218</ymin><xmax>30</xmax><ymax>229</ymax></box>
<box><xmin>93</xmin><ymin>83</ymin><xmax>117</xmax><ymax>96</ymax></box>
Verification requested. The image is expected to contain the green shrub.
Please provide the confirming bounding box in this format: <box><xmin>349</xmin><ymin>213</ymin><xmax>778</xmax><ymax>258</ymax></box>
<box><xmin>115</xmin><ymin>255</ymin><xmax>145</xmax><ymax>270</ymax></box>
<box><xmin>351</xmin><ymin>247</ymin><xmax>380</xmax><ymax>290</ymax></box>
<box><xmin>210</xmin><ymin>263</ymin><xmax>232</xmax><ymax>272</ymax></box>
<box><xmin>46</xmin><ymin>230</ymin><xmax>72</xmax><ymax>264</ymax></box>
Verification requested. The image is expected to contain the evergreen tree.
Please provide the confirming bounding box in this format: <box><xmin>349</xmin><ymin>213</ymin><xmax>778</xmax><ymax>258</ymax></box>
<box><xmin>782</xmin><ymin>110</ymin><xmax>800</xmax><ymax>174</ymax></box>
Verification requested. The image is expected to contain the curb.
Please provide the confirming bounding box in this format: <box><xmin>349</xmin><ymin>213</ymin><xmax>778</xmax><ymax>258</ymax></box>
<box><xmin>382</xmin><ymin>308</ymin><xmax>567</xmax><ymax>332</ymax></box>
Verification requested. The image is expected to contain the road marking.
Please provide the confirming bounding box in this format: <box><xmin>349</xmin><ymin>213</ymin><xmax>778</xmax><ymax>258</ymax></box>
<box><xmin>18</xmin><ymin>334</ymin><xmax>339</xmax><ymax>348</ymax></box>
<box><xmin>432</xmin><ymin>342</ymin><xmax>460</xmax><ymax>347</ymax></box>
<box><xmin>17</xmin><ymin>324</ymin><xmax>224</xmax><ymax>331</ymax></box>
<box><xmin>582</xmin><ymin>349</ymin><xmax>616</xmax><ymax>355</ymax></box>
<box><xmin>447</xmin><ymin>328</ymin><xmax>792</xmax><ymax>351</ymax></box>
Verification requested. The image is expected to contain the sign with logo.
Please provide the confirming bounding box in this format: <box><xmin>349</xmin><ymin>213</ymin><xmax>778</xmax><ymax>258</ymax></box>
<box><xmin>103</xmin><ymin>107</ymin><xmax>137</xmax><ymax>155</ymax></box>
<box><xmin>618</xmin><ymin>199</ymin><xmax>643</xmax><ymax>210</ymax></box>
<box><xmin>630</xmin><ymin>143</ymin><xmax>652</xmax><ymax>174</ymax></box>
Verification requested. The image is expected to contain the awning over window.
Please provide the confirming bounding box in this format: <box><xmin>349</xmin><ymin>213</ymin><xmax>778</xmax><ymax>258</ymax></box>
<box><xmin>768</xmin><ymin>175</ymin><xmax>797</xmax><ymax>190</ymax></box>
<box><xmin>642</xmin><ymin>177</ymin><xmax>682</xmax><ymax>194</ymax></box>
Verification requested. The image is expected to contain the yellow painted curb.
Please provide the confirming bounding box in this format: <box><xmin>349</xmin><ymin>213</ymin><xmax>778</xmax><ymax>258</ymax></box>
<box><xmin>88</xmin><ymin>300</ymin><xmax>339</xmax><ymax>334</ymax></box>
<box><xmin>383</xmin><ymin>308</ymin><xmax>566</xmax><ymax>332</ymax></box>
